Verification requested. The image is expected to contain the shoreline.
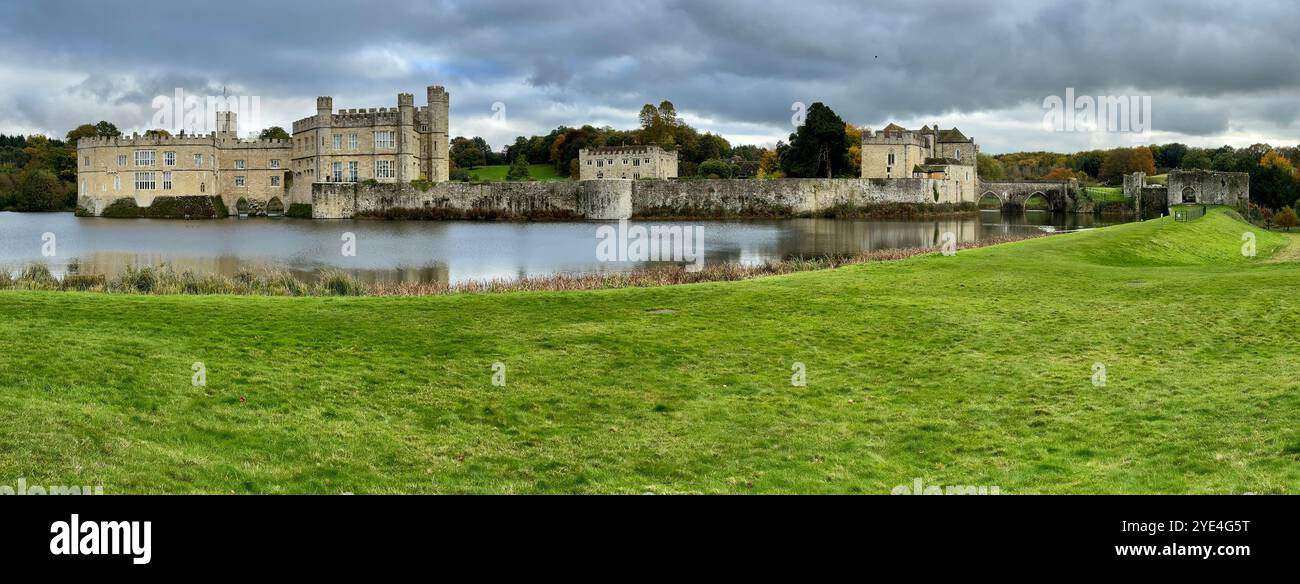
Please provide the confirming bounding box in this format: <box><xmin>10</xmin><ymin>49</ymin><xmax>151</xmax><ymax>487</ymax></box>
<box><xmin>0</xmin><ymin>232</ymin><xmax>1048</xmax><ymax>297</ymax></box>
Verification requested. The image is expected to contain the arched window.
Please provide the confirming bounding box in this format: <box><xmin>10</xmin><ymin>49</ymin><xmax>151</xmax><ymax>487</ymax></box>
<box><xmin>200</xmin><ymin>182</ymin><xmax>206</xmax><ymax>193</ymax></box>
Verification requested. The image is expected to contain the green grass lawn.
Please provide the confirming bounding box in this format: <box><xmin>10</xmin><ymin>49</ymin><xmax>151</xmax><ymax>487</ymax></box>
<box><xmin>1082</xmin><ymin>186</ymin><xmax>1126</xmax><ymax>202</ymax></box>
<box><xmin>2</xmin><ymin>209</ymin><xmax>1298</xmax><ymax>493</ymax></box>
<box><xmin>468</xmin><ymin>164</ymin><xmax>566</xmax><ymax>182</ymax></box>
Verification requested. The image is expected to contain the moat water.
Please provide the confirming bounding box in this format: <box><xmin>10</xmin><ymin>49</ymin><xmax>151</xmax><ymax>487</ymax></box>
<box><xmin>0</xmin><ymin>211</ymin><xmax>1131</xmax><ymax>285</ymax></box>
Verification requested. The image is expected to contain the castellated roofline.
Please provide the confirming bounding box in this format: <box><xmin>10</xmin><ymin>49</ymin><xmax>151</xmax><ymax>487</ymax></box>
<box><xmin>76</xmin><ymin>134</ymin><xmax>293</xmax><ymax>149</ymax></box>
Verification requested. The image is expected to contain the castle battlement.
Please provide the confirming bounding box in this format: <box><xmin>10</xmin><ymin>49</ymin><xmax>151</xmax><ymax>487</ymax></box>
<box><xmin>78</xmin><ymin>83</ymin><xmax>450</xmax><ymax>218</ymax></box>
<box><xmin>77</xmin><ymin>134</ymin><xmax>218</xmax><ymax>149</ymax></box>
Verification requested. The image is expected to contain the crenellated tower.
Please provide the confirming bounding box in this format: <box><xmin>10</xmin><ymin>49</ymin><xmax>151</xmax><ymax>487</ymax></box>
<box><xmin>425</xmin><ymin>85</ymin><xmax>449</xmax><ymax>182</ymax></box>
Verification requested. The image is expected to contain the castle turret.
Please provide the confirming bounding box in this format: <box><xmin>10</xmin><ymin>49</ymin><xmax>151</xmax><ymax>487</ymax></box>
<box><xmin>215</xmin><ymin>110</ymin><xmax>238</xmax><ymax>137</ymax></box>
<box><xmin>315</xmin><ymin>96</ymin><xmax>333</xmax><ymax>182</ymax></box>
<box><xmin>397</xmin><ymin>93</ymin><xmax>415</xmax><ymax>181</ymax></box>
<box><xmin>425</xmin><ymin>86</ymin><xmax>449</xmax><ymax>182</ymax></box>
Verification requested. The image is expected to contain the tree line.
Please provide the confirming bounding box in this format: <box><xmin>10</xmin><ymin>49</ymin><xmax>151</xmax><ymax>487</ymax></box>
<box><xmin>981</xmin><ymin>142</ymin><xmax>1300</xmax><ymax>212</ymax></box>
<box><xmin>446</xmin><ymin>100</ymin><xmax>858</xmax><ymax>181</ymax></box>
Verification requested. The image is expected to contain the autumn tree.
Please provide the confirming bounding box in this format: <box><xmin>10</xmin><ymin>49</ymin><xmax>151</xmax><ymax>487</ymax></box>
<box><xmin>639</xmin><ymin>101</ymin><xmax>678</xmax><ymax>148</ymax></box>
<box><xmin>1099</xmin><ymin>146</ymin><xmax>1156</xmax><ymax>184</ymax></box>
<box><xmin>1275</xmin><ymin>207</ymin><xmax>1299</xmax><ymax>231</ymax></box>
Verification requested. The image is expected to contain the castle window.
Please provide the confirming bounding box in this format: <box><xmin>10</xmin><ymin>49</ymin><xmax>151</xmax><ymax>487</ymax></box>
<box><xmin>135</xmin><ymin>150</ymin><xmax>155</xmax><ymax>167</ymax></box>
<box><xmin>888</xmin><ymin>150</ymin><xmax>895</xmax><ymax>165</ymax></box>
<box><xmin>333</xmin><ymin>134</ymin><xmax>343</xmax><ymax>149</ymax></box>
<box><xmin>194</xmin><ymin>153</ymin><xmax>203</xmax><ymax>167</ymax></box>
<box><xmin>235</xmin><ymin>159</ymin><xmax>245</xmax><ymax>170</ymax></box>
<box><xmin>634</xmin><ymin>159</ymin><xmax>640</xmax><ymax>166</ymax></box>
<box><xmin>597</xmin><ymin>160</ymin><xmax>604</xmax><ymax>168</ymax></box>
<box><xmin>83</xmin><ymin>156</ymin><xmax>90</xmax><ymax>167</ymax></box>
<box><xmin>235</xmin><ymin>176</ymin><xmax>246</xmax><ymax>187</ymax></box>
<box><xmin>113</xmin><ymin>175</ymin><xmax>120</xmax><ymax>191</ymax></box>
<box><xmin>118</xmin><ymin>155</ymin><xmax>127</xmax><ymax>166</ymax></box>
<box><xmin>348</xmin><ymin>161</ymin><xmax>358</xmax><ymax>181</ymax></box>
<box><xmin>270</xmin><ymin>159</ymin><xmax>281</xmax><ymax>169</ymax></box>
<box><xmin>332</xmin><ymin>162</ymin><xmax>343</xmax><ymax>182</ymax></box>
<box><xmin>162</xmin><ymin>171</ymin><xmax>172</xmax><ymax>190</ymax></box>
<box><xmin>134</xmin><ymin>172</ymin><xmax>155</xmax><ymax>190</ymax></box>
<box><xmin>374</xmin><ymin>131</ymin><xmax>395</xmax><ymax>149</ymax></box>
<box><xmin>270</xmin><ymin>175</ymin><xmax>281</xmax><ymax>187</ymax></box>
<box><xmin>164</xmin><ymin>151</ymin><xmax>176</xmax><ymax>166</ymax></box>
<box><xmin>375</xmin><ymin>159</ymin><xmax>394</xmax><ymax>178</ymax></box>
<box><xmin>349</xmin><ymin>133</ymin><xmax>358</xmax><ymax>149</ymax></box>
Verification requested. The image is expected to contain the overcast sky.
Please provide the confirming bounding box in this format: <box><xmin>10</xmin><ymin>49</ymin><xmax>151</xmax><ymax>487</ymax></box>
<box><xmin>1</xmin><ymin>0</ymin><xmax>1298</xmax><ymax>154</ymax></box>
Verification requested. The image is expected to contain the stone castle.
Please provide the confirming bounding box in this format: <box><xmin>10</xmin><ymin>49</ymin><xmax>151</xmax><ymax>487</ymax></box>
<box><xmin>78</xmin><ymin>85</ymin><xmax>1232</xmax><ymax>221</ymax></box>
<box><xmin>578</xmin><ymin>145</ymin><xmax>678</xmax><ymax>180</ymax></box>
<box><xmin>860</xmin><ymin>123</ymin><xmax>979</xmax><ymax>204</ymax></box>
<box><xmin>76</xmin><ymin>85</ymin><xmax>449</xmax><ymax>216</ymax></box>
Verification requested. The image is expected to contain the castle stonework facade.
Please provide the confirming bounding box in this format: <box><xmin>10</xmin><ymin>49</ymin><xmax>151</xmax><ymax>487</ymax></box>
<box><xmin>860</xmin><ymin>123</ymin><xmax>978</xmax><ymax>204</ymax></box>
<box><xmin>76</xmin><ymin>85</ymin><xmax>449</xmax><ymax>216</ymax></box>
<box><xmin>579</xmin><ymin>145</ymin><xmax>677</xmax><ymax>180</ymax></box>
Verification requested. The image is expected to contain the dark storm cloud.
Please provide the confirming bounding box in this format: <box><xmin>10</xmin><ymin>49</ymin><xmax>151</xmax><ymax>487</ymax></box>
<box><xmin>1</xmin><ymin>0</ymin><xmax>1298</xmax><ymax>149</ymax></box>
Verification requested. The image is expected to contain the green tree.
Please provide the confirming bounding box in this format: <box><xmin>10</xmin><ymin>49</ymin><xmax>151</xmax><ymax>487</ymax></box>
<box><xmin>779</xmin><ymin>102</ymin><xmax>850</xmax><ymax>178</ymax></box>
<box><xmin>697</xmin><ymin>158</ymin><xmax>737</xmax><ymax>178</ymax></box>
<box><xmin>505</xmin><ymin>155</ymin><xmax>531</xmax><ymax>181</ymax></box>
<box><xmin>14</xmin><ymin>169</ymin><xmax>67</xmax><ymax>211</ymax></box>
<box><xmin>94</xmin><ymin>121</ymin><xmax>122</xmax><ymax>139</ymax></box>
<box><xmin>976</xmin><ymin>153</ymin><xmax>1004</xmax><ymax>179</ymax></box>
<box><xmin>1181</xmin><ymin>149</ymin><xmax>1212</xmax><ymax>170</ymax></box>
<box><xmin>259</xmin><ymin>126</ymin><xmax>291</xmax><ymax>140</ymax></box>
<box><xmin>450</xmin><ymin>137</ymin><xmax>487</xmax><ymax>169</ymax></box>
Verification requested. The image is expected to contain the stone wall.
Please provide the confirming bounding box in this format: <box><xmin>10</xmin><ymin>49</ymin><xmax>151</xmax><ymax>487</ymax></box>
<box><xmin>631</xmin><ymin>178</ymin><xmax>945</xmax><ymax>216</ymax></box>
<box><xmin>1167</xmin><ymin>170</ymin><xmax>1248</xmax><ymax>207</ymax></box>
<box><xmin>313</xmin><ymin>180</ymin><xmax>610</xmax><ymax>219</ymax></box>
<box><xmin>312</xmin><ymin>177</ymin><xmax>963</xmax><ymax>220</ymax></box>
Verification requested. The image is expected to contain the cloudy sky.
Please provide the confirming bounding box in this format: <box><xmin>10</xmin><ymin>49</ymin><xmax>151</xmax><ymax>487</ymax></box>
<box><xmin>1</xmin><ymin>0</ymin><xmax>1298</xmax><ymax>154</ymax></box>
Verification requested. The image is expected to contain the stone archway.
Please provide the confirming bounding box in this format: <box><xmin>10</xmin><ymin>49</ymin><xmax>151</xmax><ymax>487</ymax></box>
<box><xmin>1024</xmin><ymin>191</ymin><xmax>1050</xmax><ymax>210</ymax></box>
<box><xmin>266</xmin><ymin>197</ymin><xmax>285</xmax><ymax>217</ymax></box>
<box><xmin>235</xmin><ymin>197</ymin><xmax>251</xmax><ymax>216</ymax></box>
<box><xmin>1181</xmin><ymin>187</ymin><xmax>1196</xmax><ymax>203</ymax></box>
<box><xmin>978</xmin><ymin>191</ymin><xmax>1002</xmax><ymax>209</ymax></box>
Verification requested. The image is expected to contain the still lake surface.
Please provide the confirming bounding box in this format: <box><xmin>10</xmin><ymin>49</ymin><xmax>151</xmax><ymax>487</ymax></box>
<box><xmin>0</xmin><ymin>211</ymin><xmax>1129</xmax><ymax>285</ymax></box>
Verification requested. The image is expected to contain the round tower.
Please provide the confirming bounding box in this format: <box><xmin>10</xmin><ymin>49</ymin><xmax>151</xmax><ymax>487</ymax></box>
<box><xmin>315</xmin><ymin>96</ymin><xmax>333</xmax><ymax>182</ymax></box>
<box><xmin>397</xmin><ymin>93</ymin><xmax>415</xmax><ymax>181</ymax></box>
<box><xmin>425</xmin><ymin>86</ymin><xmax>449</xmax><ymax>182</ymax></box>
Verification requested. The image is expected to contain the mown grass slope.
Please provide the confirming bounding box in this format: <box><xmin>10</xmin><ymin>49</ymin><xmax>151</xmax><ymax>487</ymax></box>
<box><xmin>0</xmin><ymin>209</ymin><xmax>1296</xmax><ymax>493</ymax></box>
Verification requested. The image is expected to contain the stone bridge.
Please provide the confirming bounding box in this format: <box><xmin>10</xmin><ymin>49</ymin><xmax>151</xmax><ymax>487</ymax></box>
<box><xmin>978</xmin><ymin>180</ymin><xmax>1077</xmax><ymax>212</ymax></box>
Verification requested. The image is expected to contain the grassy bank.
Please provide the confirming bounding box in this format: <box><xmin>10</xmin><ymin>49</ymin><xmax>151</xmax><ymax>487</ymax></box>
<box><xmin>1</xmin><ymin>209</ymin><xmax>1297</xmax><ymax>493</ymax></box>
<box><xmin>467</xmin><ymin>164</ymin><xmax>566</xmax><ymax>182</ymax></box>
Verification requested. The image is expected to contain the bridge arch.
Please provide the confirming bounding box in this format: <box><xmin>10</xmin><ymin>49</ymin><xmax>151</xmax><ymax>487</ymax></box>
<box><xmin>978</xmin><ymin>191</ymin><xmax>1003</xmax><ymax>209</ymax></box>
